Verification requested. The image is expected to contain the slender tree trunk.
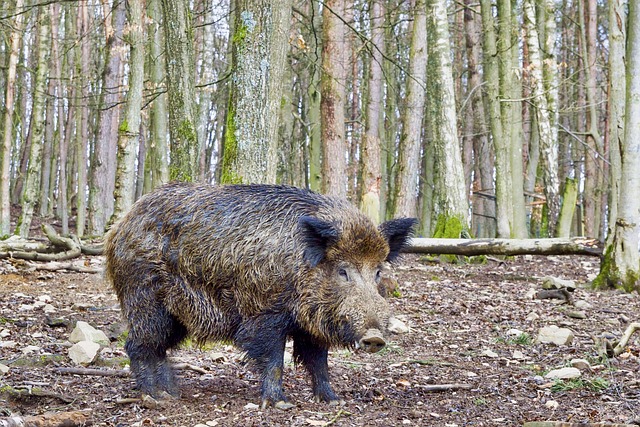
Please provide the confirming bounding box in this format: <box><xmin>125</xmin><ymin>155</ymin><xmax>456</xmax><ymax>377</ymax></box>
<box><xmin>221</xmin><ymin>0</ymin><xmax>293</xmax><ymax>184</ymax></box>
<box><xmin>393</xmin><ymin>0</ymin><xmax>427</xmax><ymax>218</ymax></box>
<box><xmin>0</xmin><ymin>0</ymin><xmax>25</xmax><ymax>236</ymax></box>
<box><xmin>76</xmin><ymin>0</ymin><xmax>90</xmax><ymax>237</ymax></box>
<box><xmin>111</xmin><ymin>0</ymin><xmax>146</xmax><ymax>224</ymax></box>
<box><xmin>320</xmin><ymin>0</ymin><xmax>348</xmax><ymax>197</ymax></box>
<box><xmin>605</xmin><ymin>0</ymin><xmax>626</xmax><ymax>245</ymax></box>
<box><xmin>464</xmin><ymin>0</ymin><xmax>494</xmax><ymax>237</ymax></box>
<box><xmin>360</xmin><ymin>0</ymin><xmax>385</xmax><ymax>224</ymax></box>
<box><xmin>196</xmin><ymin>3</ymin><xmax>216</xmax><ymax>182</ymax></box>
<box><xmin>427</xmin><ymin>0</ymin><xmax>469</xmax><ymax>232</ymax></box>
<box><xmin>161</xmin><ymin>0</ymin><xmax>198</xmax><ymax>182</ymax></box>
<box><xmin>88</xmin><ymin>0</ymin><xmax>126</xmax><ymax>235</ymax></box>
<box><xmin>595</xmin><ymin>0</ymin><xmax>639</xmax><ymax>292</ymax></box>
<box><xmin>16</xmin><ymin>7</ymin><xmax>50</xmax><ymax>238</ymax></box>
<box><xmin>145</xmin><ymin>0</ymin><xmax>169</xmax><ymax>192</ymax></box>
<box><xmin>580</xmin><ymin>0</ymin><xmax>603</xmax><ymax>238</ymax></box>
<box><xmin>523</xmin><ymin>0</ymin><xmax>560</xmax><ymax>235</ymax></box>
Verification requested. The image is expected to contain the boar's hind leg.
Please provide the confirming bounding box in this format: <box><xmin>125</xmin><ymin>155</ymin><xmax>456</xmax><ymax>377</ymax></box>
<box><xmin>125</xmin><ymin>303</ymin><xmax>187</xmax><ymax>398</ymax></box>
<box><xmin>292</xmin><ymin>333</ymin><xmax>340</xmax><ymax>404</ymax></box>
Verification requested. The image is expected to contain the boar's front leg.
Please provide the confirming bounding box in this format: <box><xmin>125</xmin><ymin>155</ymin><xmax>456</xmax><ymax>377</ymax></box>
<box><xmin>237</xmin><ymin>319</ymin><xmax>293</xmax><ymax>409</ymax></box>
<box><xmin>293</xmin><ymin>333</ymin><xmax>341</xmax><ymax>405</ymax></box>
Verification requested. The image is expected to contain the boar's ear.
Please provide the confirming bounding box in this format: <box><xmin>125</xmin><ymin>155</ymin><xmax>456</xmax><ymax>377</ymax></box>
<box><xmin>379</xmin><ymin>218</ymin><xmax>418</xmax><ymax>262</ymax></box>
<box><xmin>298</xmin><ymin>216</ymin><xmax>340</xmax><ymax>267</ymax></box>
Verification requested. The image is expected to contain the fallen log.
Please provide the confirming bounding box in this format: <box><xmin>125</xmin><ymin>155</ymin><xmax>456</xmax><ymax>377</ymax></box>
<box><xmin>407</xmin><ymin>237</ymin><xmax>602</xmax><ymax>257</ymax></box>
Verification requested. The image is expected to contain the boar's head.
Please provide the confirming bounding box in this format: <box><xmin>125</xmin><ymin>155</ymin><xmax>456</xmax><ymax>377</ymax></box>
<box><xmin>296</xmin><ymin>214</ymin><xmax>417</xmax><ymax>352</ymax></box>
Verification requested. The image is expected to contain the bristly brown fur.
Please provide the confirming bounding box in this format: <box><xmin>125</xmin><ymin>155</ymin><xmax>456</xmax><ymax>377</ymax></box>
<box><xmin>105</xmin><ymin>182</ymin><xmax>416</xmax><ymax>404</ymax></box>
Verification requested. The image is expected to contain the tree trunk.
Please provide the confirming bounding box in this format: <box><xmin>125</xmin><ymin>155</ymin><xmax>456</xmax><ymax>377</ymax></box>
<box><xmin>110</xmin><ymin>0</ymin><xmax>146</xmax><ymax>224</ymax></box>
<box><xmin>360</xmin><ymin>0</ymin><xmax>385</xmax><ymax>224</ymax></box>
<box><xmin>161</xmin><ymin>0</ymin><xmax>198</xmax><ymax>182</ymax></box>
<box><xmin>75</xmin><ymin>1</ymin><xmax>90</xmax><ymax>237</ymax></box>
<box><xmin>145</xmin><ymin>0</ymin><xmax>169</xmax><ymax>192</ymax></box>
<box><xmin>594</xmin><ymin>0</ymin><xmax>640</xmax><ymax>292</ymax></box>
<box><xmin>393</xmin><ymin>0</ymin><xmax>427</xmax><ymax>218</ymax></box>
<box><xmin>88</xmin><ymin>0</ymin><xmax>126</xmax><ymax>235</ymax></box>
<box><xmin>427</xmin><ymin>0</ymin><xmax>469</xmax><ymax>233</ymax></box>
<box><xmin>605</xmin><ymin>0</ymin><xmax>626</xmax><ymax>246</ymax></box>
<box><xmin>320</xmin><ymin>0</ymin><xmax>348</xmax><ymax>198</ymax></box>
<box><xmin>580</xmin><ymin>0</ymin><xmax>604</xmax><ymax>239</ymax></box>
<box><xmin>16</xmin><ymin>7</ymin><xmax>50</xmax><ymax>238</ymax></box>
<box><xmin>523</xmin><ymin>0</ymin><xmax>560</xmax><ymax>236</ymax></box>
<box><xmin>0</xmin><ymin>0</ymin><xmax>25</xmax><ymax>236</ymax></box>
<box><xmin>221</xmin><ymin>0</ymin><xmax>293</xmax><ymax>184</ymax></box>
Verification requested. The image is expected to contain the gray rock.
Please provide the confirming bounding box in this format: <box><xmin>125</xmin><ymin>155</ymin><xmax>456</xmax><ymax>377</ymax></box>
<box><xmin>537</xmin><ymin>325</ymin><xmax>574</xmax><ymax>346</ymax></box>
<box><xmin>574</xmin><ymin>300</ymin><xmax>592</xmax><ymax>310</ymax></box>
<box><xmin>570</xmin><ymin>358</ymin><xmax>591</xmax><ymax>370</ymax></box>
<box><xmin>544</xmin><ymin>367</ymin><xmax>581</xmax><ymax>380</ymax></box>
<box><xmin>542</xmin><ymin>276</ymin><xmax>576</xmax><ymax>291</ymax></box>
<box><xmin>0</xmin><ymin>363</ymin><xmax>9</xmax><ymax>374</ymax></box>
<box><xmin>565</xmin><ymin>310</ymin><xmax>586</xmax><ymax>319</ymax></box>
<box><xmin>68</xmin><ymin>340</ymin><xmax>101</xmax><ymax>365</ymax></box>
<box><xmin>388</xmin><ymin>317</ymin><xmax>410</xmax><ymax>334</ymax></box>
<box><xmin>69</xmin><ymin>321</ymin><xmax>109</xmax><ymax>345</ymax></box>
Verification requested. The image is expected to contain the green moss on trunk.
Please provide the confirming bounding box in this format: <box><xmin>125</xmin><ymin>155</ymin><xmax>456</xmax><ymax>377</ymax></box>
<box><xmin>169</xmin><ymin>119</ymin><xmax>197</xmax><ymax>182</ymax></box>
<box><xmin>220</xmin><ymin>100</ymin><xmax>243</xmax><ymax>184</ymax></box>
<box><xmin>432</xmin><ymin>214</ymin><xmax>465</xmax><ymax>263</ymax></box>
<box><xmin>593</xmin><ymin>245</ymin><xmax>640</xmax><ymax>292</ymax></box>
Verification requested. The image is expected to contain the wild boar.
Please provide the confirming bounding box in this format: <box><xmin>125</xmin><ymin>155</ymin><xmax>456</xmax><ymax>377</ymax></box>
<box><xmin>105</xmin><ymin>182</ymin><xmax>416</xmax><ymax>408</ymax></box>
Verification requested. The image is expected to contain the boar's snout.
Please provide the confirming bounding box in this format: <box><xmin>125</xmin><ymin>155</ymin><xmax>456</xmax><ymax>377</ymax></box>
<box><xmin>358</xmin><ymin>329</ymin><xmax>386</xmax><ymax>353</ymax></box>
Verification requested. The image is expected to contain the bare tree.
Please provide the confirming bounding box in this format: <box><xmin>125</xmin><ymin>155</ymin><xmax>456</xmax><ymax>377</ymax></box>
<box><xmin>321</xmin><ymin>0</ymin><xmax>348</xmax><ymax>198</ymax></box>
<box><xmin>360</xmin><ymin>0</ymin><xmax>385</xmax><ymax>224</ymax></box>
<box><xmin>427</xmin><ymin>0</ymin><xmax>469</xmax><ymax>233</ymax></box>
<box><xmin>111</xmin><ymin>0</ymin><xmax>146</xmax><ymax>224</ymax></box>
<box><xmin>16</xmin><ymin>7</ymin><xmax>50</xmax><ymax>238</ymax></box>
<box><xmin>595</xmin><ymin>0</ymin><xmax>639</xmax><ymax>292</ymax></box>
<box><xmin>0</xmin><ymin>0</ymin><xmax>25</xmax><ymax>236</ymax></box>
<box><xmin>88</xmin><ymin>0</ymin><xmax>126</xmax><ymax>235</ymax></box>
<box><xmin>393</xmin><ymin>0</ymin><xmax>427</xmax><ymax>219</ymax></box>
<box><xmin>161</xmin><ymin>0</ymin><xmax>199</xmax><ymax>182</ymax></box>
<box><xmin>220</xmin><ymin>0</ymin><xmax>293</xmax><ymax>184</ymax></box>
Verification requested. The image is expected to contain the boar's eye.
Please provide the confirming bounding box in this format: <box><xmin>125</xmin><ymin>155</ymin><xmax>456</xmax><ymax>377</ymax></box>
<box><xmin>375</xmin><ymin>269</ymin><xmax>382</xmax><ymax>283</ymax></box>
<box><xmin>338</xmin><ymin>268</ymin><xmax>349</xmax><ymax>281</ymax></box>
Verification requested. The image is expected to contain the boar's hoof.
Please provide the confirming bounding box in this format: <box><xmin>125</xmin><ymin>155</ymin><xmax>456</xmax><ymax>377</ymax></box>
<box><xmin>328</xmin><ymin>399</ymin><xmax>346</xmax><ymax>407</ymax></box>
<box><xmin>358</xmin><ymin>329</ymin><xmax>386</xmax><ymax>353</ymax></box>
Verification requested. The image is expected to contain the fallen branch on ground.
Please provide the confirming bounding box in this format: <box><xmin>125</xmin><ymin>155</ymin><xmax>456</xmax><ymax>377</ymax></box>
<box><xmin>419</xmin><ymin>383</ymin><xmax>473</xmax><ymax>392</ymax></box>
<box><xmin>0</xmin><ymin>410</ymin><xmax>91</xmax><ymax>427</ymax></box>
<box><xmin>407</xmin><ymin>237</ymin><xmax>602</xmax><ymax>257</ymax></box>
<box><xmin>28</xmin><ymin>261</ymin><xmax>102</xmax><ymax>273</ymax></box>
<box><xmin>54</xmin><ymin>367</ymin><xmax>129</xmax><ymax>377</ymax></box>
<box><xmin>613</xmin><ymin>322</ymin><xmax>640</xmax><ymax>357</ymax></box>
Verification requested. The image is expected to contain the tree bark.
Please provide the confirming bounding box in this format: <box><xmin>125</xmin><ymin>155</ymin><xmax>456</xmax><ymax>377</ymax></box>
<box><xmin>360</xmin><ymin>0</ymin><xmax>385</xmax><ymax>224</ymax></box>
<box><xmin>88</xmin><ymin>0</ymin><xmax>126</xmax><ymax>235</ymax></box>
<box><xmin>393</xmin><ymin>0</ymin><xmax>427</xmax><ymax>218</ymax></box>
<box><xmin>427</xmin><ymin>0</ymin><xmax>469</xmax><ymax>231</ymax></box>
<box><xmin>320</xmin><ymin>0</ymin><xmax>348</xmax><ymax>198</ymax></box>
<box><xmin>221</xmin><ymin>0</ymin><xmax>293</xmax><ymax>184</ymax></box>
<box><xmin>0</xmin><ymin>0</ymin><xmax>25</xmax><ymax>236</ymax></box>
<box><xmin>111</xmin><ymin>0</ymin><xmax>146</xmax><ymax>224</ymax></box>
<box><xmin>523</xmin><ymin>0</ymin><xmax>560</xmax><ymax>235</ymax></box>
<box><xmin>161</xmin><ymin>0</ymin><xmax>199</xmax><ymax>182</ymax></box>
<box><xmin>75</xmin><ymin>1</ymin><xmax>90</xmax><ymax>237</ymax></box>
<box><xmin>594</xmin><ymin>0</ymin><xmax>640</xmax><ymax>292</ymax></box>
<box><xmin>16</xmin><ymin>7</ymin><xmax>50</xmax><ymax>238</ymax></box>
<box><xmin>605</xmin><ymin>0</ymin><xmax>626</xmax><ymax>246</ymax></box>
<box><xmin>145</xmin><ymin>0</ymin><xmax>169</xmax><ymax>192</ymax></box>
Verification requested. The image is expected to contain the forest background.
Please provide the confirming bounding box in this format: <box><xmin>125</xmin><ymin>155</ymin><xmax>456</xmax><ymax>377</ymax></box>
<box><xmin>0</xmin><ymin>0</ymin><xmax>639</xmax><ymax>290</ymax></box>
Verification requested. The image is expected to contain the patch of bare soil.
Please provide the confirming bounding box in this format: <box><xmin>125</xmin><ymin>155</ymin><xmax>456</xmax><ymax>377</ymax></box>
<box><xmin>1</xmin><ymin>254</ymin><xmax>639</xmax><ymax>426</ymax></box>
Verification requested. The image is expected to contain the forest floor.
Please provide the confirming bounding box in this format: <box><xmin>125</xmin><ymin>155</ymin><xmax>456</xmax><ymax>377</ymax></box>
<box><xmin>0</xmin><ymin>252</ymin><xmax>639</xmax><ymax>427</ymax></box>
